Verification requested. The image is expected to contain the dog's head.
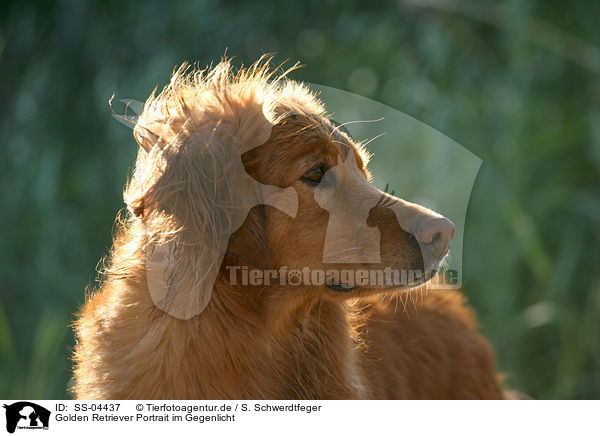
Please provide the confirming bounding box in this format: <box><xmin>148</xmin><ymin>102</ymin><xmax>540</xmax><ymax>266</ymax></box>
<box><xmin>126</xmin><ymin>58</ymin><xmax>455</xmax><ymax>318</ymax></box>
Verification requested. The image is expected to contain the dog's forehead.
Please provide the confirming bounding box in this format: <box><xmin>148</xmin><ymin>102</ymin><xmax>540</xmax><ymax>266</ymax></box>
<box><xmin>273</xmin><ymin>111</ymin><xmax>363</xmax><ymax>165</ymax></box>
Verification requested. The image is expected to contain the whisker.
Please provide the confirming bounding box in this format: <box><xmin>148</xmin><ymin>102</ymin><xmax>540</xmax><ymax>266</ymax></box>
<box><xmin>328</xmin><ymin>117</ymin><xmax>385</xmax><ymax>142</ymax></box>
<box><xmin>360</xmin><ymin>132</ymin><xmax>386</xmax><ymax>149</ymax></box>
<box><xmin>373</xmin><ymin>183</ymin><xmax>399</xmax><ymax>209</ymax></box>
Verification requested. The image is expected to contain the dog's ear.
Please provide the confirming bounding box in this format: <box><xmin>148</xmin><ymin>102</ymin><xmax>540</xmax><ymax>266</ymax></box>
<box><xmin>140</xmin><ymin>136</ymin><xmax>297</xmax><ymax>319</ymax></box>
<box><xmin>141</xmin><ymin>128</ymin><xmax>242</xmax><ymax>320</ymax></box>
<box><xmin>136</xmin><ymin>119</ymin><xmax>298</xmax><ymax>319</ymax></box>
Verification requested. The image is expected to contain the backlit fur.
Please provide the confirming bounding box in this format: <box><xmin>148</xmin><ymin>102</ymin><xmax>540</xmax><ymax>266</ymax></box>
<box><xmin>72</xmin><ymin>57</ymin><xmax>504</xmax><ymax>399</ymax></box>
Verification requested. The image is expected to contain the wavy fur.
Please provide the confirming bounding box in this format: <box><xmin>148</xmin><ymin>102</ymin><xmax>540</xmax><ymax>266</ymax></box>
<box><xmin>72</xmin><ymin>57</ymin><xmax>504</xmax><ymax>399</ymax></box>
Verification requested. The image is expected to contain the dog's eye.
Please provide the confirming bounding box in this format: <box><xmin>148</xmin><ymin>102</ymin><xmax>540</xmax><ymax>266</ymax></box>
<box><xmin>301</xmin><ymin>166</ymin><xmax>326</xmax><ymax>185</ymax></box>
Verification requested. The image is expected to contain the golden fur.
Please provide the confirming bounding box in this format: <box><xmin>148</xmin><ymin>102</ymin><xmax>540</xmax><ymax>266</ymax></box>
<box><xmin>72</xmin><ymin>58</ymin><xmax>504</xmax><ymax>399</ymax></box>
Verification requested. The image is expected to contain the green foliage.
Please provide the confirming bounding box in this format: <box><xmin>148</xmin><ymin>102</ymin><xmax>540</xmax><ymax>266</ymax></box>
<box><xmin>1</xmin><ymin>0</ymin><xmax>599</xmax><ymax>399</ymax></box>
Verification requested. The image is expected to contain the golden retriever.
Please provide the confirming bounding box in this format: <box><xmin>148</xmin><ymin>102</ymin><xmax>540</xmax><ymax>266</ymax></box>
<box><xmin>72</xmin><ymin>57</ymin><xmax>504</xmax><ymax>399</ymax></box>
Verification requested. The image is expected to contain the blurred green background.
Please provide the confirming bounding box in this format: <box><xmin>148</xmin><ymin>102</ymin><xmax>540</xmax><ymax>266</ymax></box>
<box><xmin>1</xmin><ymin>0</ymin><xmax>599</xmax><ymax>399</ymax></box>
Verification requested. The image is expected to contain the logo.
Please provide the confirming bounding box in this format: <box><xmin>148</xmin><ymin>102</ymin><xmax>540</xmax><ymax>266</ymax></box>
<box><xmin>3</xmin><ymin>402</ymin><xmax>50</xmax><ymax>434</ymax></box>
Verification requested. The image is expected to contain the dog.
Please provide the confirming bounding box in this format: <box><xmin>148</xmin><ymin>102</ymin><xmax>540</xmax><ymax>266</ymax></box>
<box><xmin>72</xmin><ymin>57</ymin><xmax>504</xmax><ymax>399</ymax></box>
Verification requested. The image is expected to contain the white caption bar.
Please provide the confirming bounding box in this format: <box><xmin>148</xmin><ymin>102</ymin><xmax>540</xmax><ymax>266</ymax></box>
<box><xmin>1</xmin><ymin>400</ymin><xmax>598</xmax><ymax>436</ymax></box>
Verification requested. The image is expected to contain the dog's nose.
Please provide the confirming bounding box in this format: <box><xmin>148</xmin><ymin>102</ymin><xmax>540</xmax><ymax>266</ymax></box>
<box><xmin>414</xmin><ymin>216</ymin><xmax>456</xmax><ymax>255</ymax></box>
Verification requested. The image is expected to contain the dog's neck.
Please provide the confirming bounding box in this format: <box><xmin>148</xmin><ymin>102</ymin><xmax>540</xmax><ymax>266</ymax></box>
<box><xmin>171</xmin><ymin>276</ymin><xmax>369</xmax><ymax>399</ymax></box>
<box><xmin>96</xmin><ymin>265</ymin><xmax>370</xmax><ymax>399</ymax></box>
